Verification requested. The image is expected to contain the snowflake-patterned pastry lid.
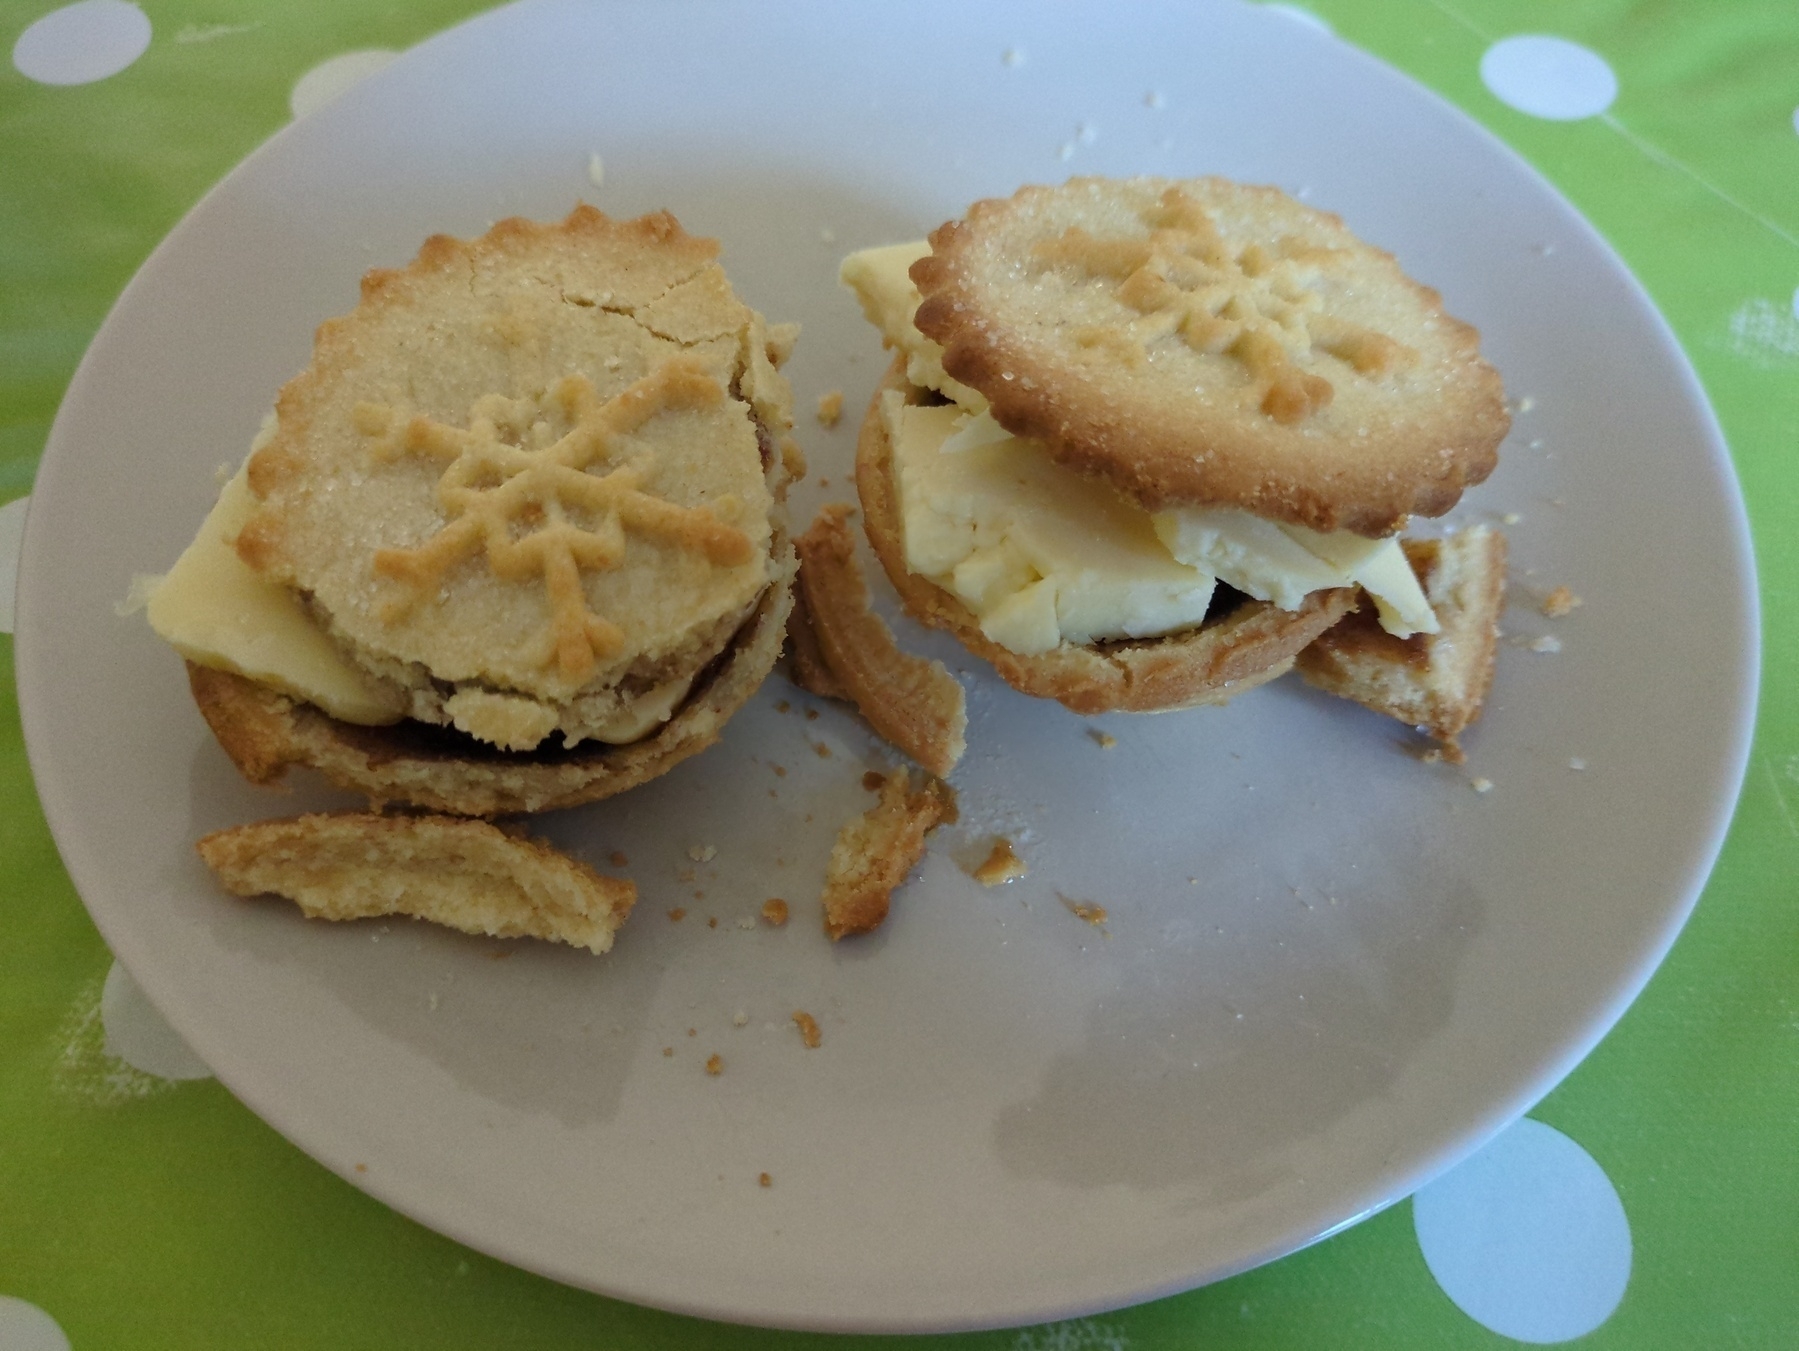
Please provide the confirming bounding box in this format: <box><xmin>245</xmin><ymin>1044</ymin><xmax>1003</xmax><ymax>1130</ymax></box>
<box><xmin>234</xmin><ymin>206</ymin><xmax>793</xmax><ymax>709</ymax></box>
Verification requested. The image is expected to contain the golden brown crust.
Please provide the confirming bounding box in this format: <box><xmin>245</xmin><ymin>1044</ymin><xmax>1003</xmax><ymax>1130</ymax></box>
<box><xmin>792</xmin><ymin>504</ymin><xmax>967</xmax><ymax>777</ymax></box>
<box><xmin>821</xmin><ymin>770</ymin><xmax>953</xmax><ymax>940</ymax></box>
<box><xmin>1295</xmin><ymin>525</ymin><xmax>1507</xmax><ymax>742</ymax></box>
<box><xmin>783</xmin><ymin>586</ymin><xmax>848</xmax><ymax>701</ymax></box>
<box><xmin>854</xmin><ymin>358</ymin><xmax>1355</xmax><ymax>714</ymax></box>
<box><xmin>186</xmin><ymin>526</ymin><xmax>796</xmax><ymax>816</ymax></box>
<box><xmin>910</xmin><ymin>178</ymin><xmax>1507</xmax><ymax>535</ymax></box>
<box><xmin>237</xmin><ymin>204</ymin><xmax>795</xmax><ymax>747</ymax></box>
<box><xmin>196</xmin><ymin>811</ymin><xmax>636</xmax><ymax>954</ymax></box>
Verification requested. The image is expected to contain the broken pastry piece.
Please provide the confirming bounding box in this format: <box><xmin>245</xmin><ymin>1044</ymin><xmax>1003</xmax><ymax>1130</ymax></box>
<box><xmin>197</xmin><ymin>812</ymin><xmax>636</xmax><ymax>955</ymax></box>
<box><xmin>840</xmin><ymin>177</ymin><xmax>1508</xmax><ymax>715</ymax></box>
<box><xmin>821</xmin><ymin>769</ymin><xmax>954</xmax><ymax>939</ymax></box>
<box><xmin>791</xmin><ymin>504</ymin><xmax>967</xmax><ymax>777</ymax></box>
<box><xmin>149</xmin><ymin>205</ymin><xmax>801</xmax><ymax>817</ymax></box>
<box><xmin>1296</xmin><ymin>525</ymin><xmax>1507</xmax><ymax>747</ymax></box>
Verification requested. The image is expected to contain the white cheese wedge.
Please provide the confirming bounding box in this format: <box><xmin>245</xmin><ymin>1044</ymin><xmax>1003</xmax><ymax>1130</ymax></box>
<box><xmin>840</xmin><ymin>242</ymin><xmax>989</xmax><ymax>413</ymax></box>
<box><xmin>1153</xmin><ymin>510</ymin><xmax>1438</xmax><ymax>638</ymax></box>
<box><xmin>146</xmin><ymin>460</ymin><xmax>409</xmax><ymax>725</ymax></box>
<box><xmin>843</xmin><ymin>238</ymin><xmax>1440</xmax><ymax>650</ymax></box>
<box><xmin>884</xmin><ymin>394</ymin><xmax>1215</xmax><ymax>655</ymax></box>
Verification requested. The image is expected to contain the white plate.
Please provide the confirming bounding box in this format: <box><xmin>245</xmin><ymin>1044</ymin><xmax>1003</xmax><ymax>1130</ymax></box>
<box><xmin>17</xmin><ymin>0</ymin><xmax>1757</xmax><ymax>1332</ymax></box>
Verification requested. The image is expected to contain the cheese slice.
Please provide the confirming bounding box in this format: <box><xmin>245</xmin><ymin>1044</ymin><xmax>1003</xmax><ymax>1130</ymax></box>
<box><xmin>840</xmin><ymin>242</ymin><xmax>989</xmax><ymax>413</ymax></box>
<box><xmin>844</xmin><ymin>239</ymin><xmax>1440</xmax><ymax>648</ymax></box>
<box><xmin>147</xmin><ymin>460</ymin><xmax>409</xmax><ymax>725</ymax></box>
<box><xmin>148</xmin><ymin>448</ymin><xmax>699</xmax><ymax>744</ymax></box>
<box><xmin>885</xmin><ymin>394</ymin><xmax>1215</xmax><ymax>654</ymax></box>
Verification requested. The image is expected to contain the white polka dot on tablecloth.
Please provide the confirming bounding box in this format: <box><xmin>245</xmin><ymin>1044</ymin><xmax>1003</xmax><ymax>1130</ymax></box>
<box><xmin>1414</xmin><ymin>1117</ymin><xmax>1631</xmax><ymax>1343</ymax></box>
<box><xmin>12</xmin><ymin>0</ymin><xmax>150</xmax><ymax>85</ymax></box>
<box><xmin>1481</xmin><ymin>35</ymin><xmax>1617</xmax><ymax>120</ymax></box>
<box><xmin>0</xmin><ymin>1297</ymin><xmax>70</xmax><ymax>1351</ymax></box>
<box><xmin>290</xmin><ymin>48</ymin><xmax>397</xmax><ymax>120</ymax></box>
<box><xmin>101</xmin><ymin>959</ymin><xmax>212</xmax><ymax>1081</ymax></box>
<box><xmin>0</xmin><ymin>495</ymin><xmax>26</xmax><ymax>635</ymax></box>
<box><xmin>1262</xmin><ymin>4</ymin><xmax>1332</xmax><ymax>35</ymax></box>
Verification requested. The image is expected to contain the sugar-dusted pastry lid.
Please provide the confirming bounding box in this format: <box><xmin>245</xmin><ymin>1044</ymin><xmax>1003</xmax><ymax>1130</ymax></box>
<box><xmin>911</xmin><ymin>177</ymin><xmax>1507</xmax><ymax>536</ymax></box>
<box><xmin>853</xmin><ymin>357</ymin><xmax>1353</xmax><ymax>714</ymax></box>
<box><xmin>238</xmin><ymin>204</ymin><xmax>795</xmax><ymax>725</ymax></box>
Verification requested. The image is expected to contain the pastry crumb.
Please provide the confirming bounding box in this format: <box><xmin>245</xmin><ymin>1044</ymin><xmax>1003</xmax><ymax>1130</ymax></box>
<box><xmin>758</xmin><ymin>1171</ymin><xmax>772</xmax><ymax>1187</ymax></box>
<box><xmin>1060</xmin><ymin>894</ymin><xmax>1109</xmax><ymax>926</ymax></box>
<box><xmin>861</xmin><ymin>770</ymin><xmax>886</xmax><ymax>791</ymax></box>
<box><xmin>707</xmin><ymin>916</ymin><xmax>718</xmax><ymax>929</ymax></box>
<box><xmin>815</xmin><ymin>390</ymin><xmax>844</xmax><ymax>427</ymax></box>
<box><xmin>733</xmin><ymin>1010</ymin><xmax>750</xmax><ymax>1027</ymax></box>
<box><xmin>1529</xmin><ymin>634</ymin><xmax>1562</xmax><ymax>653</ymax></box>
<box><xmin>607</xmin><ymin>849</ymin><xmax>628</xmax><ymax>868</ymax></box>
<box><xmin>771</xmin><ymin>763</ymin><xmax>787</xmax><ymax>778</ymax></box>
<box><xmin>1470</xmin><ymin>777</ymin><xmax>1495</xmax><ymax>793</ymax></box>
<box><xmin>821</xmin><ymin>770</ymin><xmax>954</xmax><ymax>939</ymax></box>
<box><xmin>688</xmin><ymin>844</ymin><xmax>718</xmax><ymax>863</ymax></box>
<box><xmin>971</xmin><ymin>838</ymin><xmax>1029</xmax><ymax>886</ymax></box>
<box><xmin>705</xmin><ymin>1053</ymin><xmax>723</xmax><ymax>1075</ymax></box>
<box><xmin>1568</xmin><ymin>757</ymin><xmax>1587</xmax><ymax>771</ymax></box>
<box><xmin>1088</xmin><ymin>728</ymin><xmax>1117</xmax><ymax>749</ymax></box>
<box><xmin>813</xmin><ymin>741</ymin><xmax>832</xmax><ymax>758</ymax></box>
<box><xmin>1541</xmin><ymin>586</ymin><xmax>1580</xmax><ymax>618</ymax></box>
<box><xmin>792</xmin><ymin>1010</ymin><xmax>822</xmax><ymax>1048</ymax></box>
<box><xmin>776</xmin><ymin>700</ymin><xmax>791</xmax><ymax>713</ymax></box>
<box><xmin>661</xmin><ymin>1046</ymin><xmax>673</xmax><ymax>1057</ymax></box>
<box><xmin>762</xmin><ymin>897</ymin><xmax>790</xmax><ymax>926</ymax></box>
<box><xmin>668</xmin><ymin>907</ymin><xmax>686</xmax><ymax>922</ymax></box>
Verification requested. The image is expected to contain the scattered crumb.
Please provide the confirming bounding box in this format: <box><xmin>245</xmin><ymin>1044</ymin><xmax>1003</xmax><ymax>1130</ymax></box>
<box><xmin>1470</xmin><ymin>777</ymin><xmax>1495</xmax><ymax>793</ymax></box>
<box><xmin>821</xmin><ymin>770</ymin><xmax>955</xmax><ymax>939</ymax></box>
<box><xmin>971</xmin><ymin>838</ymin><xmax>1029</xmax><ymax>886</ymax></box>
<box><xmin>759</xmin><ymin>1172</ymin><xmax>772</xmax><ymax>1187</ymax></box>
<box><xmin>688</xmin><ymin>844</ymin><xmax>718</xmax><ymax>863</ymax></box>
<box><xmin>1517</xmin><ymin>395</ymin><xmax>1535</xmax><ymax>413</ymax></box>
<box><xmin>776</xmin><ymin>700</ymin><xmax>791</xmax><ymax>713</ymax></box>
<box><xmin>608</xmin><ymin>850</ymin><xmax>628</xmax><ymax>868</ymax></box>
<box><xmin>668</xmin><ymin>907</ymin><xmax>686</xmax><ymax>922</ymax></box>
<box><xmin>793</xmin><ymin>1011</ymin><xmax>823</xmax><ymax>1048</ymax></box>
<box><xmin>1501</xmin><ymin>512</ymin><xmax>1522</xmax><ymax>525</ymax></box>
<box><xmin>586</xmin><ymin>152</ymin><xmax>604</xmax><ymax>188</ymax></box>
<box><xmin>1417</xmin><ymin>741</ymin><xmax>1467</xmax><ymax>766</ymax></box>
<box><xmin>1060</xmin><ymin>894</ymin><xmax>1109</xmax><ymax>927</ymax></box>
<box><xmin>771</xmin><ymin>763</ymin><xmax>787</xmax><ymax>778</ymax></box>
<box><xmin>662</xmin><ymin>1046</ymin><xmax>673</xmax><ymax>1057</ymax></box>
<box><xmin>687</xmin><ymin>1027</ymin><xmax>697</xmax><ymax>1037</ymax></box>
<box><xmin>676</xmin><ymin>866</ymin><xmax>696</xmax><ymax>883</ymax></box>
<box><xmin>1088</xmin><ymin>728</ymin><xmax>1117</xmax><ymax>749</ymax></box>
<box><xmin>816</xmin><ymin>390</ymin><xmax>844</xmax><ymax>427</ymax></box>
<box><xmin>733</xmin><ymin>1010</ymin><xmax>750</xmax><ymax>1027</ymax></box>
<box><xmin>813</xmin><ymin>742</ymin><xmax>832</xmax><ymax>759</ymax></box>
<box><xmin>1568</xmin><ymin>758</ymin><xmax>1587</xmax><ymax>771</ymax></box>
<box><xmin>861</xmin><ymin>770</ymin><xmax>886</xmax><ymax>791</ymax></box>
<box><xmin>490</xmin><ymin>950</ymin><xmax>512</xmax><ymax>961</ymax></box>
<box><xmin>736</xmin><ymin>916</ymin><xmax>756</xmax><ymax>930</ymax></box>
<box><xmin>355</xmin><ymin>1163</ymin><xmax>368</xmax><ymax>1174</ymax></box>
<box><xmin>707</xmin><ymin>917</ymin><xmax>718</xmax><ymax>929</ymax></box>
<box><xmin>1529</xmin><ymin>635</ymin><xmax>1562</xmax><ymax>653</ymax></box>
<box><xmin>804</xmin><ymin>708</ymin><xmax>819</xmax><ymax>721</ymax></box>
<box><xmin>705</xmin><ymin>1054</ymin><xmax>723</xmax><ymax>1076</ymax></box>
<box><xmin>762</xmin><ymin>898</ymin><xmax>790</xmax><ymax>927</ymax></box>
<box><xmin>1541</xmin><ymin>586</ymin><xmax>1581</xmax><ymax>618</ymax></box>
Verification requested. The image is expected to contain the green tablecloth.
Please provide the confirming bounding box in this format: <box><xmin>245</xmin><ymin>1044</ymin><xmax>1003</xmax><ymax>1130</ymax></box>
<box><xmin>2</xmin><ymin>1</ymin><xmax>1794</xmax><ymax>1345</ymax></box>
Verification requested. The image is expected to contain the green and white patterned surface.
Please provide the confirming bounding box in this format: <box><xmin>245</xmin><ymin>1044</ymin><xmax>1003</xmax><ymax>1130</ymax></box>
<box><xmin>1</xmin><ymin>1</ymin><xmax>1794</xmax><ymax>1346</ymax></box>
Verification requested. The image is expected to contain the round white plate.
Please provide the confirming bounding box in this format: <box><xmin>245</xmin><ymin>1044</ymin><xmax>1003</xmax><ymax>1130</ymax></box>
<box><xmin>17</xmin><ymin>0</ymin><xmax>1757</xmax><ymax>1332</ymax></box>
